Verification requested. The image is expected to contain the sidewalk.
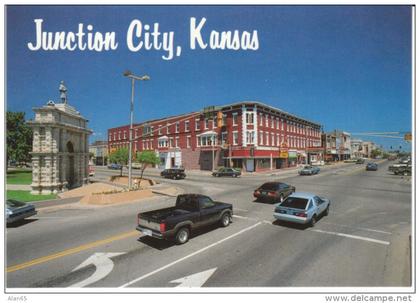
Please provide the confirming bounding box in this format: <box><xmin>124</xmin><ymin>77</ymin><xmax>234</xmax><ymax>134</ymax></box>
<box><xmin>7</xmin><ymin>184</ymin><xmax>32</xmax><ymax>190</ymax></box>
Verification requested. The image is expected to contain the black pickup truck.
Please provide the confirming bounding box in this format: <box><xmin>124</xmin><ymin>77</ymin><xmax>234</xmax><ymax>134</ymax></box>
<box><xmin>136</xmin><ymin>194</ymin><xmax>233</xmax><ymax>244</ymax></box>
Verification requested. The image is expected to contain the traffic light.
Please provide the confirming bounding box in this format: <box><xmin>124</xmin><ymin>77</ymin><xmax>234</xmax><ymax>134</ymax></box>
<box><xmin>217</xmin><ymin>111</ymin><xmax>223</xmax><ymax>128</ymax></box>
<box><xmin>404</xmin><ymin>133</ymin><xmax>412</xmax><ymax>141</ymax></box>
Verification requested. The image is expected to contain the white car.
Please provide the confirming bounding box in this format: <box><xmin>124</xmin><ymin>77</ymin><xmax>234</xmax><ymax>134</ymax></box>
<box><xmin>273</xmin><ymin>192</ymin><xmax>330</xmax><ymax>227</ymax></box>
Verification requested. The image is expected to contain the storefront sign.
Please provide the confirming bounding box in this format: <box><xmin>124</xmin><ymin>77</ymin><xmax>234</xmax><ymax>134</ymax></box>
<box><xmin>279</xmin><ymin>151</ymin><xmax>288</xmax><ymax>158</ymax></box>
<box><xmin>288</xmin><ymin>151</ymin><xmax>297</xmax><ymax>159</ymax></box>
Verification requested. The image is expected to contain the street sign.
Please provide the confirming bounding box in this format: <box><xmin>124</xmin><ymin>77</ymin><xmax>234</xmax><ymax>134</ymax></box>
<box><xmin>279</xmin><ymin>151</ymin><xmax>288</xmax><ymax>158</ymax></box>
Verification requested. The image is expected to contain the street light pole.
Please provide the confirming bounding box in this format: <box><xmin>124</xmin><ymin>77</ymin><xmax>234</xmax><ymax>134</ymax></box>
<box><xmin>123</xmin><ymin>70</ymin><xmax>150</xmax><ymax>190</ymax></box>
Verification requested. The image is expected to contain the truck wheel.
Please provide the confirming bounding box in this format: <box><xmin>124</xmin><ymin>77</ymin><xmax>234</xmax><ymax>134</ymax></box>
<box><xmin>221</xmin><ymin>213</ymin><xmax>231</xmax><ymax>227</ymax></box>
<box><xmin>175</xmin><ymin>227</ymin><xmax>190</xmax><ymax>245</ymax></box>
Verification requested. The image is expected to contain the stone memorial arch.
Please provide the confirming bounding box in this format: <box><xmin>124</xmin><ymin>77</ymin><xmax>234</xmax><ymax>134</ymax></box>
<box><xmin>28</xmin><ymin>82</ymin><xmax>92</xmax><ymax>194</ymax></box>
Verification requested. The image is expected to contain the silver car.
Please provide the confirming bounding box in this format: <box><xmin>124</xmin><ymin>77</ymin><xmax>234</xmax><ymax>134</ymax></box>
<box><xmin>273</xmin><ymin>192</ymin><xmax>330</xmax><ymax>227</ymax></box>
<box><xmin>6</xmin><ymin>199</ymin><xmax>37</xmax><ymax>224</ymax></box>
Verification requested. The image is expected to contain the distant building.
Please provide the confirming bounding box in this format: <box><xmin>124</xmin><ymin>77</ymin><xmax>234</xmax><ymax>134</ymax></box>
<box><xmin>108</xmin><ymin>101</ymin><xmax>322</xmax><ymax>172</ymax></box>
<box><xmin>361</xmin><ymin>141</ymin><xmax>377</xmax><ymax>158</ymax></box>
<box><xmin>322</xmin><ymin>130</ymin><xmax>351</xmax><ymax>161</ymax></box>
<box><xmin>89</xmin><ymin>140</ymin><xmax>108</xmax><ymax>165</ymax></box>
<box><xmin>350</xmin><ymin>139</ymin><xmax>364</xmax><ymax>159</ymax></box>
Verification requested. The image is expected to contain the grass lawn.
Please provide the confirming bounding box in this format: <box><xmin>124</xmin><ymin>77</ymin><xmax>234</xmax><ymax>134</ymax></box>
<box><xmin>7</xmin><ymin>169</ymin><xmax>32</xmax><ymax>185</ymax></box>
<box><xmin>7</xmin><ymin>190</ymin><xmax>57</xmax><ymax>202</ymax></box>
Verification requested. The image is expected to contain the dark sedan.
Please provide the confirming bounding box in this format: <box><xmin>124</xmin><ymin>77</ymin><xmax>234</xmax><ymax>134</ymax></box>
<box><xmin>366</xmin><ymin>162</ymin><xmax>378</xmax><ymax>171</ymax></box>
<box><xmin>6</xmin><ymin>199</ymin><xmax>37</xmax><ymax>224</ymax></box>
<box><xmin>212</xmin><ymin>168</ymin><xmax>241</xmax><ymax>177</ymax></box>
<box><xmin>254</xmin><ymin>182</ymin><xmax>296</xmax><ymax>203</ymax></box>
<box><xmin>299</xmin><ymin>165</ymin><xmax>320</xmax><ymax>175</ymax></box>
<box><xmin>161</xmin><ymin>168</ymin><xmax>186</xmax><ymax>180</ymax></box>
<box><xmin>108</xmin><ymin>163</ymin><xmax>122</xmax><ymax>170</ymax></box>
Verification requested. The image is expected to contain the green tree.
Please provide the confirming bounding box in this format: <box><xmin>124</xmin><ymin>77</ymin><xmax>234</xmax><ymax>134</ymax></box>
<box><xmin>370</xmin><ymin>149</ymin><xmax>382</xmax><ymax>159</ymax></box>
<box><xmin>7</xmin><ymin>112</ymin><xmax>32</xmax><ymax>169</ymax></box>
<box><xmin>136</xmin><ymin>150</ymin><xmax>161</xmax><ymax>179</ymax></box>
<box><xmin>108</xmin><ymin>147</ymin><xmax>129</xmax><ymax>176</ymax></box>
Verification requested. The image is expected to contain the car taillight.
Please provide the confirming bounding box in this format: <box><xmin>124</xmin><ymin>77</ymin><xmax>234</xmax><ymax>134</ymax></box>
<box><xmin>254</xmin><ymin>190</ymin><xmax>260</xmax><ymax>196</ymax></box>
<box><xmin>268</xmin><ymin>192</ymin><xmax>276</xmax><ymax>196</ymax></box>
<box><xmin>295</xmin><ymin>212</ymin><xmax>307</xmax><ymax>217</ymax></box>
<box><xmin>160</xmin><ymin>222</ymin><xmax>166</xmax><ymax>232</ymax></box>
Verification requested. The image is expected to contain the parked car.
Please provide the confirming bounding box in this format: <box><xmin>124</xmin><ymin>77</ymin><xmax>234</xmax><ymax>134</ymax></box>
<box><xmin>298</xmin><ymin>165</ymin><xmax>320</xmax><ymax>175</ymax></box>
<box><xmin>389</xmin><ymin>161</ymin><xmax>411</xmax><ymax>174</ymax></box>
<box><xmin>88</xmin><ymin>164</ymin><xmax>95</xmax><ymax>176</ymax></box>
<box><xmin>356</xmin><ymin>158</ymin><xmax>365</xmax><ymax>164</ymax></box>
<box><xmin>212</xmin><ymin>167</ymin><xmax>241</xmax><ymax>177</ymax></box>
<box><xmin>161</xmin><ymin>168</ymin><xmax>186</xmax><ymax>180</ymax></box>
<box><xmin>6</xmin><ymin>199</ymin><xmax>37</xmax><ymax>224</ymax></box>
<box><xmin>136</xmin><ymin>194</ymin><xmax>233</xmax><ymax>244</ymax></box>
<box><xmin>108</xmin><ymin>163</ymin><xmax>122</xmax><ymax>170</ymax></box>
<box><xmin>273</xmin><ymin>192</ymin><xmax>330</xmax><ymax>227</ymax></box>
<box><xmin>130</xmin><ymin>162</ymin><xmax>142</xmax><ymax>169</ymax></box>
<box><xmin>366</xmin><ymin>162</ymin><xmax>378</xmax><ymax>171</ymax></box>
<box><xmin>253</xmin><ymin>182</ymin><xmax>295</xmax><ymax>203</ymax></box>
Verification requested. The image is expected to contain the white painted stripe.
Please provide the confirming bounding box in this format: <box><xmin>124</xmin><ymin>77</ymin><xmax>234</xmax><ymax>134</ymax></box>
<box><xmin>119</xmin><ymin>222</ymin><xmax>262</xmax><ymax>288</ymax></box>
<box><xmin>234</xmin><ymin>208</ymin><xmax>249</xmax><ymax>212</ymax></box>
<box><xmin>232</xmin><ymin>215</ymin><xmax>250</xmax><ymax>220</ymax></box>
<box><xmin>311</xmin><ymin>229</ymin><xmax>390</xmax><ymax>245</ymax></box>
<box><xmin>320</xmin><ymin>222</ymin><xmax>392</xmax><ymax>235</ymax></box>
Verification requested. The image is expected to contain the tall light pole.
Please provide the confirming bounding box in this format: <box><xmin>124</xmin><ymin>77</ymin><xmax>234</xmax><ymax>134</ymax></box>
<box><xmin>123</xmin><ymin>70</ymin><xmax>150</xmax><ymax>189</ymax></box>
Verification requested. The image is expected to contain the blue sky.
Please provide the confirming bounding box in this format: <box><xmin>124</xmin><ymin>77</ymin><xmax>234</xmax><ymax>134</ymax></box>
<box><xmin>6</xmin><ymin>5</ymin><xmax>412</xmax><ymax>150</ymax></box>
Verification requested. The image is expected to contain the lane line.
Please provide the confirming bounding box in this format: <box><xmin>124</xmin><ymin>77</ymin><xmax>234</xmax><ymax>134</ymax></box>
<box><xmin>234</xmin><ymin>208</ymin><xmax>249</xmax><ymax>212</ymax></box>
<box><xmin>319</xmin><ymin>222</ymin><xmax>392</xmax><ymax>235</ymax></box>
<box><xmin>232</xmin><ymin>215</ymin><xmax>250</xmax><ymax>220</ymax></box>
<box><xmin>311</xmin><ymin>229</ymin><xmax>390</xmax><ymax>245</ymax></box>
<box><xmin>119</xmin><ymin>222</ymin><xmax>262</xmax><ymax>288</ymax></box>
<box><xmin>7</xmin><ymin>230</ymin><xmax>138</xmax><ymax>273</ymax></box>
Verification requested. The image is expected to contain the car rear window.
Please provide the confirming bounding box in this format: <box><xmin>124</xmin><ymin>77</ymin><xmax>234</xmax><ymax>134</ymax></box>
<box><xmin>281</xmin><ymin>197</ymin><xmax>308</xmax><ymax>209</ymax></box>
<box><xmin>260</xmin><ymin>183</ymin><xmax>279</xmax><ymax>191</ymax></box>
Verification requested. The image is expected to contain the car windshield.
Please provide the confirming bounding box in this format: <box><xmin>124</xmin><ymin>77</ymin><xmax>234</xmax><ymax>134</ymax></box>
<box><xmin>7</xmin><ymin>199</ymin><xmax>27</xmax><ymax>208</ymax></box>
<box><xmin>303</xmin><ymin>166</ymin><xmax>312</xmax><ymax>169</ymax></box>
<box><xmin>281</xmin><ymin>197</ymin><xmax>309</xmax><ymax>209</ymax></box>
<box><xmin>260</xmin><ymin>183</ymin><xmax>279</xmax><ymax>191</ymax></box>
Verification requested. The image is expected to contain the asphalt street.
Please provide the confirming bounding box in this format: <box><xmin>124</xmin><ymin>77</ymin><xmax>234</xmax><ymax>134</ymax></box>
<box><xmin>6</xmin><ymin>160</ymin><xmax>412</xmax><ymax>289</ymax></box>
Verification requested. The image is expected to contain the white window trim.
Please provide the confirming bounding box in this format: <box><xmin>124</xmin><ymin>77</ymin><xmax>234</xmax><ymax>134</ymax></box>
<box><xmin>232</xmin><ymin>113</ymin><xmax>238</xmax><ymax>126</ymax></box>
<box><xmin>195</xmin><ymin>119</ymin><xmax>200</xmax><ymax>131</ymax></box>
<box><xmin>233</xmin><ymin>131</ymin><xmax>238</xmax><ymax>145</ymax></box>
<box><xmin>187</xmin><ymin>136</ymin><xmax>191</xmax><ymax>148</ymax></box>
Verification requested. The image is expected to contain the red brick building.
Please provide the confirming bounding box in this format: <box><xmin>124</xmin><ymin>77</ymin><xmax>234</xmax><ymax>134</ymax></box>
<box><xmin>108</xmin><ymin>101</ymin><xmax>322</xmax><ymax>172</ymax></box>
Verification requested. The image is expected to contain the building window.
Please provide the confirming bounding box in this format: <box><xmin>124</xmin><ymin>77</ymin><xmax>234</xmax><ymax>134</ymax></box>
<box><xmin>185</xmin><ymin>120</ymin><xmax>190</xmax><ymax>132</ymax></box>
<box><xmin>246</xmin><ymin>112</ymin><xmax>254</xmax><ymax>124</ymax></box>
<box><xmin>259</xmin><ymin>113</ymin><xmax>263</xmax><ymax>126</ymax></box>
<box><xmin>233</xmin><ymin>131</ymin><xmax>238</xmax><ymax>145</ymax></box>
<box><xmin>271</xmin><ymin>133</ymin><xmax>275</xmax><ymax>146</ymax></box>
<box><xmin>276</xmin><ymin>118</ymin><xmax>279</xmax><ymax>130</ymax></box>
<box><xmin>266</xmin><ymin>132</ymin><xmax>269</xmax><ymax>146</ymax></box>
<box><xmin>175</xmin><ymin>122</ymin><xmax>180</xmax><ymax>133</ymax></box>
<box><xmin>221</xmin><ymin>132</ymin><xmax>227</xmax><ymax>145</ymax></box>
<box><xmin>150</xmin><ymin>140</ymin><xmax>153</xmax><ymax>149</ymax></box>
<box><xmin>187</xmin><ymin>136</ymin><xmax>191</xmax><ymax>148</ymax></box>
<box><xmin>135</xmin><ymin>129</ymin><xmax>138</xmax><ymax>138</ymax></box>
<box><xmin>142</xmin><ymin>140</ymin><xmax>145</xmax><ymax>150</ymax></box>
<box><xmin>123</xmin><ymin>131</ymin><xmax>127</xmax><ymax>139</ymax></box>
<box><xmin>204</xmin><ymin>119</ymin><xmax>209</xmax><ymax>129</ymax></box>
<box><xmin>246</xmin><ymin>131</ymin><xmax>255</xmax><ymax>144</ymax></box>
<box><xmin>158</xmin><ymin>125</ymin><xmax>162</xmax><ymax>135</ymax></box>
<box><xmin>169</xmin><ymin>137</ymin><xmax>174</xmax><ymax>148</ymax></box>
<box><xmin>265</xmin><ymin>114</ymin><xmax>268</xmax><ymax>127</ymax></box>
<box><xmin>175</xmin><ymin>137</ymin><xmax>179</xmax><ymax>148</ymax></box>
<box><xmin>276</xmin><ymin>134</ymin><xmax>280</xmax><ymax>146</ymax></box>
<box><xmin>109</xmin><ymin>134</ymin><xmax>112</xmax><ymax>142</ymax></box>
<box><xmin>281</xmin><ymin>119</ymin><xmax>284</xmax><ymax>131</ymax></box>
<box><xmin>213</xmin><ymin>116</ymin><xmax>217</xmax><ymax>128</ymax></box>
<box><xmin>197</xmin><ymin>136</ymin><xmax>200</xmax><ymax>147</ymax></box>
<box><xmin>222</xmin><ymin>114</ymin><xmax>227</xmax><ymax>127</ymax></box>
<box><xmin>195</xmin><ymin>119</ymin><xmax>200</xmax><ymax>131</ymax></box>
<box><xmin>145</xmin><ymin>141</ymin><xmax>149</xmax><ymax>150</ymax></box>
<box><xmin>271</xmin><ymin>116</ymin><xmax>274</xmax><ymax>128</ymax></box>
<box><xmin>200</xmin><ymin>136</ymin><xmax>216</xmax><ymax>146</ymax></box>
<box><xmin>118</xmin><ymin>131</ymin><xmax>121</xmax><ymax>140</ymax></box>
<box><xmin>259</xmin><ymin>131</ymin><xmax>263</xmax><ymax>145</ymax></box>
<box><xmin>167</xmin><ymin>123</ymin><xmax>170</xmax><ymax>134</ymax></box>
<box><xmin>232</xmin><ymin>113</ymin><xmax>238</xmax><ymax>126</ymax></box>
<box><xmin>158</xmin><ymin>138</ymin><xmax>168</xmax><ymax>148</ymax></box>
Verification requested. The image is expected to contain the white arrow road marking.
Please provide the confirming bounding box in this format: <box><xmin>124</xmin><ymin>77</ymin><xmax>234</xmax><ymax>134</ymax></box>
<box><xmin>170</xmin><ymin>268</ymin><xmax>217</xmax><ymax>287</ymax></box>
<box><xmin>69</xmin><ymin>252</ymin><xmax>124</xmax><ymax>287</ymax></box>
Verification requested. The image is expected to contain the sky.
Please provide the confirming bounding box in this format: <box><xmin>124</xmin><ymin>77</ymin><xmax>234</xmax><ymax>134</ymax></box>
<box><xmin>6</xmin><ymin>5</ymin><xmax>413</xmax><ymax>151</ymax></box>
